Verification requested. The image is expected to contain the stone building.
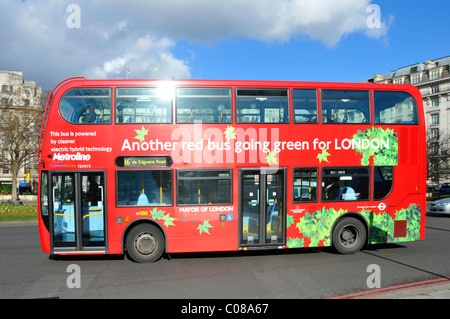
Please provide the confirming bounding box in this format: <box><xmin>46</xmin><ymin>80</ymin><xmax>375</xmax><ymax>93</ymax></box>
<box><xmin>0</xmin><ymin>70</ymin><xmax>42</xmax><ymax>198</ymax></box>
<box><xmin>363</xmin><ymin>56</ymin><xmax>450</xmax><ymax>186</ymax></box>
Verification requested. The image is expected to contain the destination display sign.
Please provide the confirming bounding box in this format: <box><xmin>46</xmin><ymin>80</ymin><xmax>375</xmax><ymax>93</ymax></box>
<box><xmin>116</xmin><ymin>156</ymin><xmax>173</xmax><ymax>168</ymax></box>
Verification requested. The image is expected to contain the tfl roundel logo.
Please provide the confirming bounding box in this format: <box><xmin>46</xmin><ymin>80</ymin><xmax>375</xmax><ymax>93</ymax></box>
<box><xmin>378</xmin><ymin>202</ymin><xmax>387</xmax><ymax>211</ymax></box>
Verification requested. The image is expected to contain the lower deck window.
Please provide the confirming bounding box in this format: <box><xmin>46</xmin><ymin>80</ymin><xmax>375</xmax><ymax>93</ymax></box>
<box><xmin>177</xmin><ymin>170</ymin><xmax>232</xmax><ymax>205</ymax></box>
<box><xmin>293</xmin><ymin>168</ymin><xmax>317</xmax><ymax>202</ymax></box>
<box><xmin>373</xmin><ymin>166</ymin><xmax>393</xmax><ymax>200</ymax></box>
<box><xmin>321</xmin><ymin>167</ymin><xmax>370</xmax><ymax>201</ymax></box>
<box><xmin>116</xmin><ymin>170</ymin><xmax>172</xmax><ymax>206</ymax></box>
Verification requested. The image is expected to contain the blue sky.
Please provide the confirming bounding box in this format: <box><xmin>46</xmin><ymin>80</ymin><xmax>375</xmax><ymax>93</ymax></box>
<box><xmin>1</xmin><ymin>0</ymin><xmax>449</xmax><ymax>90</ymax></box>
<box><xmin>181</xmin><ymin>0</ymin><xmax>449</xmax><ymax>82</ymax></box>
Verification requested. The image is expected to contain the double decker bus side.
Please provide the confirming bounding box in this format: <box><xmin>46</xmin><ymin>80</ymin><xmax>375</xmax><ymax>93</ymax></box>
<box><xmin>37</xmin><ymin>79</ymin><xmax>426</xmax><ymax>262</ymax></box>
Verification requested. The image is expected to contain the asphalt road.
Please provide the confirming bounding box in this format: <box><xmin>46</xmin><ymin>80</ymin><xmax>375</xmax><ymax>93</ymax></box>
<box><xmin>0</xmin><ymin>209</ymin><xmax>449</xmax><ymax>300</ymax></box>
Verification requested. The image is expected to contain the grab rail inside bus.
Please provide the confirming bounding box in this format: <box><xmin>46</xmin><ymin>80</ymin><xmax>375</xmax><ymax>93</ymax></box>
<box><xmin>37</xmin><ymin>77</ymin><xmax>86</xmax><ymax>165</ymax></box>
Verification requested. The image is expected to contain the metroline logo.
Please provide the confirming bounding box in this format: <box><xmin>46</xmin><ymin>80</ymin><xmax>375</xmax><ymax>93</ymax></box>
<box><xmin>53</xmin><ymin>152</ymin><xmax>91</xmax><ymax>161</ymax></box>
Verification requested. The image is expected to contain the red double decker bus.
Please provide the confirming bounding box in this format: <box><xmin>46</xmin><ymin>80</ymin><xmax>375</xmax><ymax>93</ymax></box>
<box><xmin>37</xmin><ymin>78</ymin><xmax>426</xmax><ymax>262</ymax></box>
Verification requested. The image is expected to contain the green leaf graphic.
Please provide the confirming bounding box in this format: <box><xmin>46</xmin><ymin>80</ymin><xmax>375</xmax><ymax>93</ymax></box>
<box><xmin>287</xmin><ymin>237</ymin><xmax>305</xmax><ymax>248</ymax></box>
<box><xmin>149</xmin><ymin>208</ymin><xmax>176</xmax><ymax>227</ymax></box>
<box><xmin>266</xmin><ymin>151</ymin><xmax>278</xmax><ymax>166</ymax></box>
<box><xmin>224</xmin><ymin>125</ymin><xmax>237</xmax><ymax>140</ymax></box>
<box><xmin>161</xmin><ymin>213</ymin><xmax>177</xmax><ymax>227</ymax></box>
<box><xmin>287</xmin><ymin>214</ymin><xmax>295</xmax><ymax>228</ymax></box>
<box><xmin>134</xmin><ymin>126</ymin><xmax>148</xmax><ymax>142</ymax></box>
<box><xmin>352</xmin><ymin>127</ymin><xmax>398</xmax><ymax>166</ymax></box>
<box><xmin>316</xmin><ymin>149</ymin><xmax>331</xmax><ymax>163</ymax></box>
<box><xmin>149</xmin><ymin>208</ymin><xmax>165</xmax><ymax>220</ymax></box>
<box><xmin>197</xmin><ymin>219</ymin><xmax>213</xmax><ymax>235</ymax></box>
<box><xmin>294</xmin><ymin>208</ymin><xmax>346</xmax><ymax>247</ymax></box>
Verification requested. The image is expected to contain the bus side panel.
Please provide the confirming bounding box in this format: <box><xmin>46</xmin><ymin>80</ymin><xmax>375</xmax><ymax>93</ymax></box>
<box><xmin>106</xmin><ymin>212</ymin><xmax>124</xmax><ymax>255</ymax></box>
<box><xmin>165</xmin><ymin>206</ymin><xmax>239</xmax><ymax>254</ymax></box>
<box><xmin>38</xmin><ymin>218</ymin><xmax>51</xmax><ymax>253</ymax></box>
<box><xmin>107</xmin><ymin>205</ymin><xmax>239</xmax><ymax>255</ymax></box>
<box><xmin>285</xmin><ymin>122</ymin><xmax>427</xmax><ymax>249</ymax></box>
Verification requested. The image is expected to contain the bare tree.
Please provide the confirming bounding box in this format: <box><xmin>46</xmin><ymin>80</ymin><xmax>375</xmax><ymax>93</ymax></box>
<box><xmin>427</xmin><ymin>128</ymin><xmax>450</xmax><ymax>187</ymax></box>
<box><xmin>0</xmin><ymin>86</ymin><xmax>43</xmax><ymax>201</ymax></box>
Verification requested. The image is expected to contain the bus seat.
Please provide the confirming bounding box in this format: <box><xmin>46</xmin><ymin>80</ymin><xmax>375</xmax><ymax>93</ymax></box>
<box><xmin>137</xmin><ymin>193</ymin><xmax>150</xmax><ymax>206</ymax></box>
<box><xmin>338</xmin><ymin>186</ymin><xmax>356</xmax><ymax>200</ymax></box>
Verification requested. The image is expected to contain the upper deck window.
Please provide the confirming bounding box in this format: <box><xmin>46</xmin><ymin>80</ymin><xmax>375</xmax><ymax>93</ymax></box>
<box><xmin>374</xmin><ymin>91</ymin><xmax>418</xmax><ymax>124</ymax></box>
<box><xmin>59</xmin><ymin>88</ymin><xmax>111</xmax><ymax>124</ymax></box>
<box><xmin>293</xmin><ymin>89</ymin><xmax>318</xmax><ymax>123</ymax></box>
<box><xmin>176</xmin><ymin>88</ymin><xmax>231</xmax><ymax>123</ymax></box>
<box><xmin>321</xmin><ymin>90</ymin><xmax>370</xmax><ymax>124</ymax></box>
<box><xmin>236</xmin><ymin>89</ymin><xmax>289</xmax><ymax>123</ymax></box>
<box><xmin>116</xmin><ymin>88</ymin><xmax>172</xmax><ymax>124</ymax></box>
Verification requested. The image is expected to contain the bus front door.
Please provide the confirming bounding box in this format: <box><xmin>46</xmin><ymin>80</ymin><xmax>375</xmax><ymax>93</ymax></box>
<box><xmin>239</xmin><ymin>168</ymin><xmax>286</xmax><ymax>247</ymax></box>
<box><xmin>50</xmin><ymin>172</ymin><xmax>106</xmax><ymax>252</ymax></box>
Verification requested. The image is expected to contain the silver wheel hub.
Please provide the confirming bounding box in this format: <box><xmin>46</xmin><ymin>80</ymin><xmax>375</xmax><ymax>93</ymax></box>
<box><xmin>339</xmin><ymin>225</ymin><xmax>358</xmax><ymax>247</ymax></box>
<box><xmin>135</xmin><ymin>233</ymin><xmax>157</xmax><ymax>255</ymax></box>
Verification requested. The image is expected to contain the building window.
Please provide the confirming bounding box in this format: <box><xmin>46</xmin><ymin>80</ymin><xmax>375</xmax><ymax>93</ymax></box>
<box><xmin>430</xmin><ymin>69</ymin><xmax>441</xmax><ymax>80</ymax></box>
<box><xmin>431</xmin><ymin>85</ymin><xmax>440</xmax><ymax>94</ymax></box>
<box><xmin>431</xmin><ymin>97</ymin><xmax>440</xmax><ymax>107</ymax></box>
<box><xmin>430</xmin><ymin>114</ymin><xmax>439</xmax><ymax>125</ymax></box>
<box><xmin>1</xmin><ymin>85</ymin><xmax>12</xmax><ymax>94</ymax></box>
<box><xmin>430</xmin><ymin>143</ymin><xmax>439</xmax><ymax>155</ymax></box>
<box><xmin>177</xmin><ymin>169</ymin><xmax>232</xmax><ymax>205</ymax></box>
<box><xmin>411</xmin><ymin>74</ymin><xmax>421</xmax><ymax>84</ymax></box>
<box><xmin>430</xmin><ymin>128</ymin><xmax>440</xmax><ymax>139</ymax></box>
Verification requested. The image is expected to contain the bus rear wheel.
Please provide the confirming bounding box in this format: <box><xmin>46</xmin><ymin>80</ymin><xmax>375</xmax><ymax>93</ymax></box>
<box><xmin>126</xmin><ymin>224</ymin><xmax>165</xmax><ymax>263</ymax></box>
<box><xmin>332</xmin><ymin>217</ymin><xmax>366</xmax><ymax>254</ymax></box>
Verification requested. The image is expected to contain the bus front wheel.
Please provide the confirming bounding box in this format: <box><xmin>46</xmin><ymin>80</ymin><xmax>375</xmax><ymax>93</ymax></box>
<box><xmin>332</xmin><ymin>217</ymin><xmax>366</xmax><ymax>254</ymax></box>
<box><xmin>126</xmin><ymin>224</ymin><xmax>165</xmax><ymax>263</ymax></box>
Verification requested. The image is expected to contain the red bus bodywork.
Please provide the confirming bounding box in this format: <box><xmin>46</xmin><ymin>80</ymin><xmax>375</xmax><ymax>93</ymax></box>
<box><xmin>37</xmin><ymin>79</ymin><xmax>426</xmax><ymax>261</ymax></box>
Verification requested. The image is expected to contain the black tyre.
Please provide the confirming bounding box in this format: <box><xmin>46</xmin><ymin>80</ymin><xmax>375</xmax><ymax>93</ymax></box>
<box><xmin>332</xmin><ymin>217</ymin><xmax>366</xmax><ymax>254</ymax></box>
<box><xmin>126</xmin><ymin>224</ymin><xmax>165</xmax><ymax>263</ymax></box>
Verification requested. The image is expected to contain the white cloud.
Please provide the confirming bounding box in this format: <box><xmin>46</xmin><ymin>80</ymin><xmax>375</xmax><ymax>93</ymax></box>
<box><xmin>95</xmin><ymin>0</ymin><xmax>381</xmax><ymax>46</ymax></box>
<box><xmin>0</xmin><ymin>0</ymin><xmax>389</xmax><ymax>88</ymax></box>
<box><xmin>83</xmin><ymin>34</ymin><xmax>189</xmax><ymax>80</ymax></box>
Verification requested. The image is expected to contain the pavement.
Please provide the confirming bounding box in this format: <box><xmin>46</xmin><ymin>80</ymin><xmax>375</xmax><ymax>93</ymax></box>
<box><xmin>330</xmin><ymin>277</ymin><xmax>450</xmax><ymax>299</ymax></box>
<box><xmin>0</xmin><ymin>219</ymin><xmax>39</xmax><ymax>226</ymax></box>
